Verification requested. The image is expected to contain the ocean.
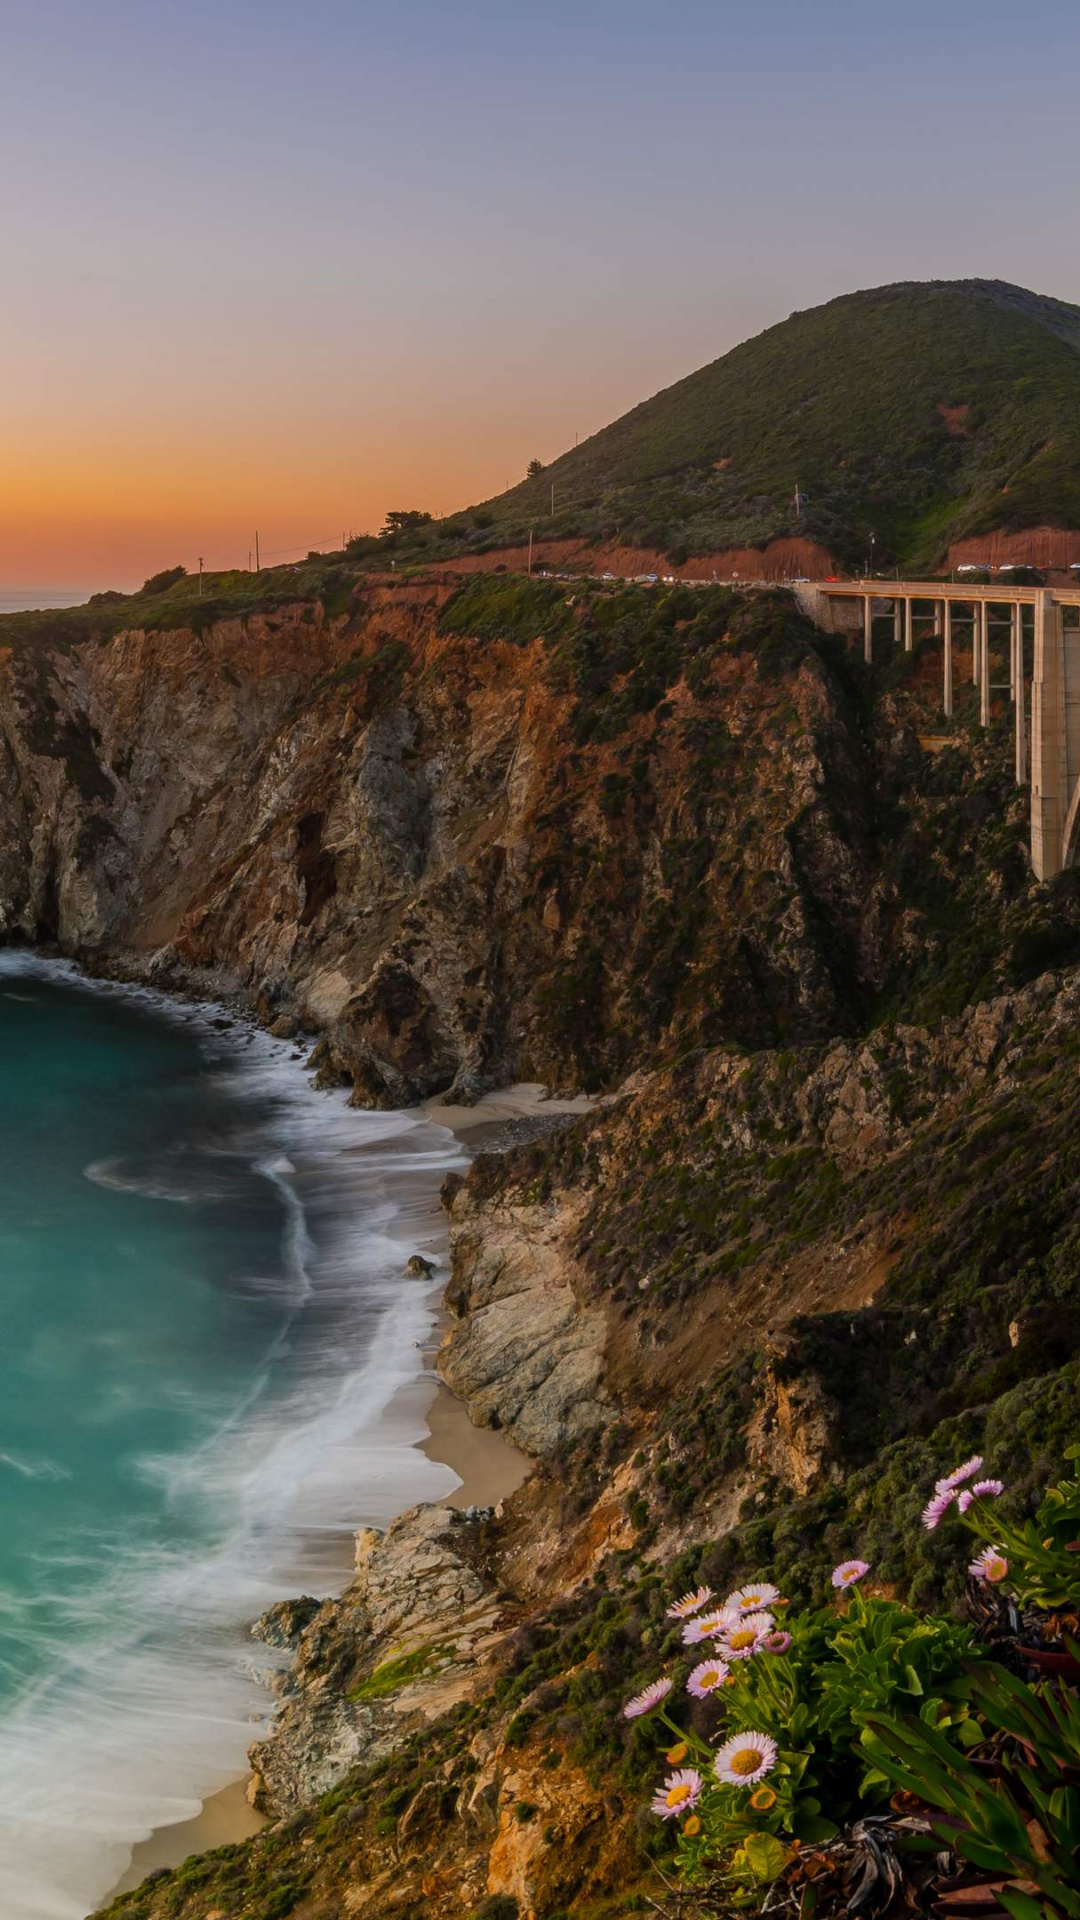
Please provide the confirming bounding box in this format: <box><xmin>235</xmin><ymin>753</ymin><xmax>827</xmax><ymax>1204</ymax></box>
<box><xmin>0</xmin><ymin>591</ymin><xmax>94</xmax><ymax>615</ymax></box>
<box><xmin>0</xmin><ymin>953</ymin><xmax>463</xmax><ymax>1918</ymax></box>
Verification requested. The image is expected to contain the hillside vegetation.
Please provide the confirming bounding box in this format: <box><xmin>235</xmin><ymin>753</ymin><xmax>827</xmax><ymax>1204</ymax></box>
<box><xmin>435</xmin><ymin>279</ymin><xmax>1080</xmax><ymax>570</ymax></box>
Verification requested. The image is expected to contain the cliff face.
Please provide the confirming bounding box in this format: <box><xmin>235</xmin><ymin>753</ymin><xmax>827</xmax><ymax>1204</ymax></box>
<box><xmin>93</xmin><ymin>959</ymin><xmax>1080</xmax><ymax>1920</ymax></box>
<box><xmin>12</xmin><ymin>574</ymin><xmax>1078</xmax><ymax>1920</ymax></box>
<box><xmin>0</xmin><ymin>580</ymin><xmax>887</xmax><ymax>1107</ymax></box>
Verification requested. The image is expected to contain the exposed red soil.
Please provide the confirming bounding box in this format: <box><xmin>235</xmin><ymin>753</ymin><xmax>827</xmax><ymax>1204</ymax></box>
<box><xmin>948</xmin><ymin>525</ymin><xmax>1080</xmax><ymax>572</ymax></box>
<box><xmin>421</xmin><ymin>533</ymin><xmax>835</xmax><ymax>584</ymax></box>
<box><xmin>936</xmin><ymin>402</ymin><xmax>971</xmax><ymax>436</ymax></box>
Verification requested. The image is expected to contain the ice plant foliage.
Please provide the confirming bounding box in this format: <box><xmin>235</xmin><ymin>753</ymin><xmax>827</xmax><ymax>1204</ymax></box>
<box><xmin>831</xmin><ymin>1559</ymin><xmax>870</xmax><ymax>1588</ymax></box>
<box><xmin>622</xmin><ymin>1677</ymin><xmax>672</xmax><ymax>1719</ymax></box>
<box><xmin>665</xmin><ymin>1585</ymin><xmax>714</xmax><ymax>1620</ymax></box>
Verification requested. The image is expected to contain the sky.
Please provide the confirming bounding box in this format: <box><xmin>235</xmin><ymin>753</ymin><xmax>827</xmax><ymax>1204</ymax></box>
<box><xmin>2</xmin><ymin>0</ymin><xmax>1079</xmax><ymax>591</ymax></box>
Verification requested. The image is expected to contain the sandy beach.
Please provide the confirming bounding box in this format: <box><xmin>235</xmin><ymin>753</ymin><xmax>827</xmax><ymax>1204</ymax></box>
<box><xmin>99</xmin><ymin>1083</ymin><xmax>585</xmax><ymax>1909</ymax></box>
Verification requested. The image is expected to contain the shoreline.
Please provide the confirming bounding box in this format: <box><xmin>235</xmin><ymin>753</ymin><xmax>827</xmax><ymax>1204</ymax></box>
<box><xmin>101</xmin><ymin>1081</ymin><xmax>589</xmax><ymax>1909</ymax></box>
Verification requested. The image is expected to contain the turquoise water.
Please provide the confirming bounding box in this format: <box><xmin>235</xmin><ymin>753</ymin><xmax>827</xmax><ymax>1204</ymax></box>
<box><xmin>0</xmin><ymin>955</ymin><xmax>462</xmax><ymax>1919</ymax></box>
<box><xmin>0</xmin><ymin>976</ymin><xmax>290</xmax><ymax>1628</ymax></box>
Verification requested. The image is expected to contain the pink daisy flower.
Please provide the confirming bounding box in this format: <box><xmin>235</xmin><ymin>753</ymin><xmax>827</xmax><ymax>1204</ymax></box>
<box><xmin>724</xmin><ymin>1582</ymin><xmax>782</xmax><ymax>1615</ymax></box>
<box><xmin>682</xmin><ymin>1608</ymin><xmax>737</xmax><ymax>1645</ymax></box>
<box><xmin>958</xmin><ymin>1479</ymin><xmax>1004</xmax><ymax>1513</ymax></box>
<box><xmin>969</xmin><ymin>1546</ymin><xmax>1008</xmax><ymax>1584</ymax></box>
<box><xmin>831</xmin><ymin>1559</ymin><xmax>870</xmax><ymax>1589</ymax></box>
<box><xmin>666</xmin><ymin>1586</ymin><xmax>714</xmax><ymax>1620</ymax></box>
<box><xmin>623</xmin><ymin>1677</ymin><xmax>673</xmax><ymax>1719</ymax></box>
<box><xmin>764</xmin><ymin>1630</ymin><xmax>791</xmax><ymax>1654</ymax></box>
<box><xmin>687</xmin><ymin>1656</ymin><xmax>730</xmax><ymax>1698</ymax></box>
<box><xmin>651</xmin><ymin>1767</ymin><xmax>703</xmax><ymax>1819</ymax></box>
<box><xmin>935</xmin><ymin>1455</ymin><xmax>983</xmax><ymax>1494</ymax></box>
<box><xmin>719</xmin><ymin>1610</ymin><xmax>774</xmax><ymax>1659</ymax></box>
<box><xmin>921</xmin><ymin>1487</ymin><xmax>956</xmax><ymax>1530</ymax></box>
<box><xmin>714</xmin><ymin>1731</ymin><xmax>778</xmax><ymax>1786</ymax></box>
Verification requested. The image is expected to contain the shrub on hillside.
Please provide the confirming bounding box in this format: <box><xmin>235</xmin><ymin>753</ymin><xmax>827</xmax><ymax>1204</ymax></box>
<box><xmin>140</xmin><ymin>565</ymin><xmax>187</xmax><ymax>595</ymax></box>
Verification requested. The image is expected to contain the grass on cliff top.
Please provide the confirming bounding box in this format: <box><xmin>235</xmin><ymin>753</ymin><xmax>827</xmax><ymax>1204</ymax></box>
<box><xmin>0</xmin><ymin>559</ymin><xmax>359</xmax><ymax>655</ymax></box>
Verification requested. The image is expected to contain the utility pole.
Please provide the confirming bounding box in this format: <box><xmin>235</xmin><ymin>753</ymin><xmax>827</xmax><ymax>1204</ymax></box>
<box><xmin>247</xmin><ymin>550</ymin><xmax>252</xmax><ymax>572</ymax></box>
<box><xmin>198</xmin><ymin>556</ymin><xmax>204</xmax><ymax>596</ymax></box>
<box><xmin>255</xmin><ymin>530</ymin><xmax>260</xmax><ymax>573</ymax></box>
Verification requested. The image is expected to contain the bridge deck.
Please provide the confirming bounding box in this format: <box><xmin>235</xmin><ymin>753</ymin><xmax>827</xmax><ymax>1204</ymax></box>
<box><xmin>818</xmin><ymin>578</ymin><xmax>1080</xmax><ymax>607</ymax></box>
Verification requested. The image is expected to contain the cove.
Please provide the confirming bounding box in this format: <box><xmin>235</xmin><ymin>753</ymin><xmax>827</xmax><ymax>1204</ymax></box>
<box><xmin>0</xmin><ymin>954</ymin><xmax>461</xmax><ymax>1919</ymax></box>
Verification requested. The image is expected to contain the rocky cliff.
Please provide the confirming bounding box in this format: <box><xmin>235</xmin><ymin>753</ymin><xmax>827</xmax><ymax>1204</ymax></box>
<box><xmin>6</xmin><ymin>571</ymin><xmax>1071</xmax><ymax>1920</ymax></box>
<box><xmin>0</xmin><ymin>576</ymin><xmax>884</xmax><ymax>1105</ymax></box>
<box><xmin>7</xmin><ymin>572</ymin><xmax>1078</xmax><ymax>1114</ymax></box>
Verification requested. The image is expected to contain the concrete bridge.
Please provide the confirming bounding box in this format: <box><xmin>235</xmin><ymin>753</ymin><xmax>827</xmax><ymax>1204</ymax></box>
<box><xmin>799</xmin><ymin>580</ymin><xmax>1080</xmax><ymax>882</ymax></box>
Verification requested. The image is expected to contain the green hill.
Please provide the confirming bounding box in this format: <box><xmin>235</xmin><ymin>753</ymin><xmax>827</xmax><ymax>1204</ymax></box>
<box><xmin>454</xmin><ymin>279</ymin><xmax>1080</xmax><ymax>570</ymax></box>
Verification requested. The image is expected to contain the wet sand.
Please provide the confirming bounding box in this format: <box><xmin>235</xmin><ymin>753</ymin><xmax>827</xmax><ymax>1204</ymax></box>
<box><xmin>108</xmin><ymin>1782</ymin><xmax>266</xmax><ymax>1896</ymax></box>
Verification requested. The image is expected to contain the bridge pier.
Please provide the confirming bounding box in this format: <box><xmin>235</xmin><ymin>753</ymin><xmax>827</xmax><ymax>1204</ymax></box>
<box><xmin>905</xmin><ymin>597</ymin><xmax>913</xmax><ymax>653</ymax></box>
<box><xmin>1031</xmin><ymin>593</ymin><xmax>1068</xmax><ymax>880</ymax></box>
<box><xmin>893</xmin><ymin>599</ymin><xmax>902</xmax><ymax>648</ymax></box>
<box><xmin>943</xmin><ymin>600</ymin><xmax>953</xmax><ymax>718</ymax></box>
<box><xmin>863</xmin><ymin>594</ymin><xmax>873</xmax><ymax>664</ymax></box>
<box><xmin>979</xmin><ymin>603</ymin><xmax>991</xmax><ymax>728</ymax></box>
<box><xmin>1016</xmin><ymin>607</ymin><xmax>1027</xmax><ymax>787</ymax></box>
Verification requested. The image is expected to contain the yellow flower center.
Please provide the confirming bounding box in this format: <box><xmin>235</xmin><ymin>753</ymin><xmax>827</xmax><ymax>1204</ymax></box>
<box><xmin>730</xmin><ymin>1747</ymin><xmax>763</xmax><ymax>1777</ymax></box>
<box><xmin>728</xmin><ymin>1630</ymin><xmax>755</xmax><ymax>1650</ymax></box>
<box><xmin>701</xmin><ymin>1669</ymin><xmax>720</xmax><ymax>1686</ymax></box>
<box><xmin>741</xmin><ymin>1595</ymin><xmax>761</xmax><ymax>1608</ymax></box>
<box><xmin>666</xmin><ymin>1783</ymin><xmax>692</xmax><ymax>1809</ymax></box>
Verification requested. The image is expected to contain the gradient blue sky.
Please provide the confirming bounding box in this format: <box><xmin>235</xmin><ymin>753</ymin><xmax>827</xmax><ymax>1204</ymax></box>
<box><xmin>2</xmin><ymin>0</ymin><xmax>1078</xmax><ymax>587</ymax></box>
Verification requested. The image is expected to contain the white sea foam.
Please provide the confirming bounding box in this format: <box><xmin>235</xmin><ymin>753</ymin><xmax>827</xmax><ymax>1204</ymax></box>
<box><xmin>0</xmin><ymin>1453</ymin><xmax>72</xmax><ymax>1483</ymax></box>
<box><xmin>0</xmin><ymin>952</ymin><xmax>465</xmax><ymax>1918</ymax></box>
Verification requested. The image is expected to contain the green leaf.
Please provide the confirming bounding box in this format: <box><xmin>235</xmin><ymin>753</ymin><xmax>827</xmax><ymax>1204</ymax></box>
<box><xmin>791</xmin><ymin>1814</ymin><xmax>840</xmax><ymax>1844</ymax></box>
<box><xmin>954</xmin><ymin>1832</ymin><xmax>1016</xmax><ymax>1873</ymax></box>
<box><xmin>742</xmin><ymin>1832</ymin><xmax>788</xmax><ymax>1883</ymax></box>
<box><xmin>997</xmin><ymin>1889</ymin><xmax>1045</xmax><ymax>1920</ymax></box>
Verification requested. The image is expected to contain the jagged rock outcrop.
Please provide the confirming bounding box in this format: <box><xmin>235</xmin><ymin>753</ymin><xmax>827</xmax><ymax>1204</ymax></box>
<box><xmin>744</xmin><ymin>1331</ymin><xmax>841</xmax><ymax>1495</ymax></box>
<box><xmin>247</xmin><ymin>1502</ymin><xmax>503</xmax><ymax>1814</ymax></box>
<box><xmin>440</xmin><ymin>1189</ymin><xmax>612</xmax><ymax>1452</ymax></box>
